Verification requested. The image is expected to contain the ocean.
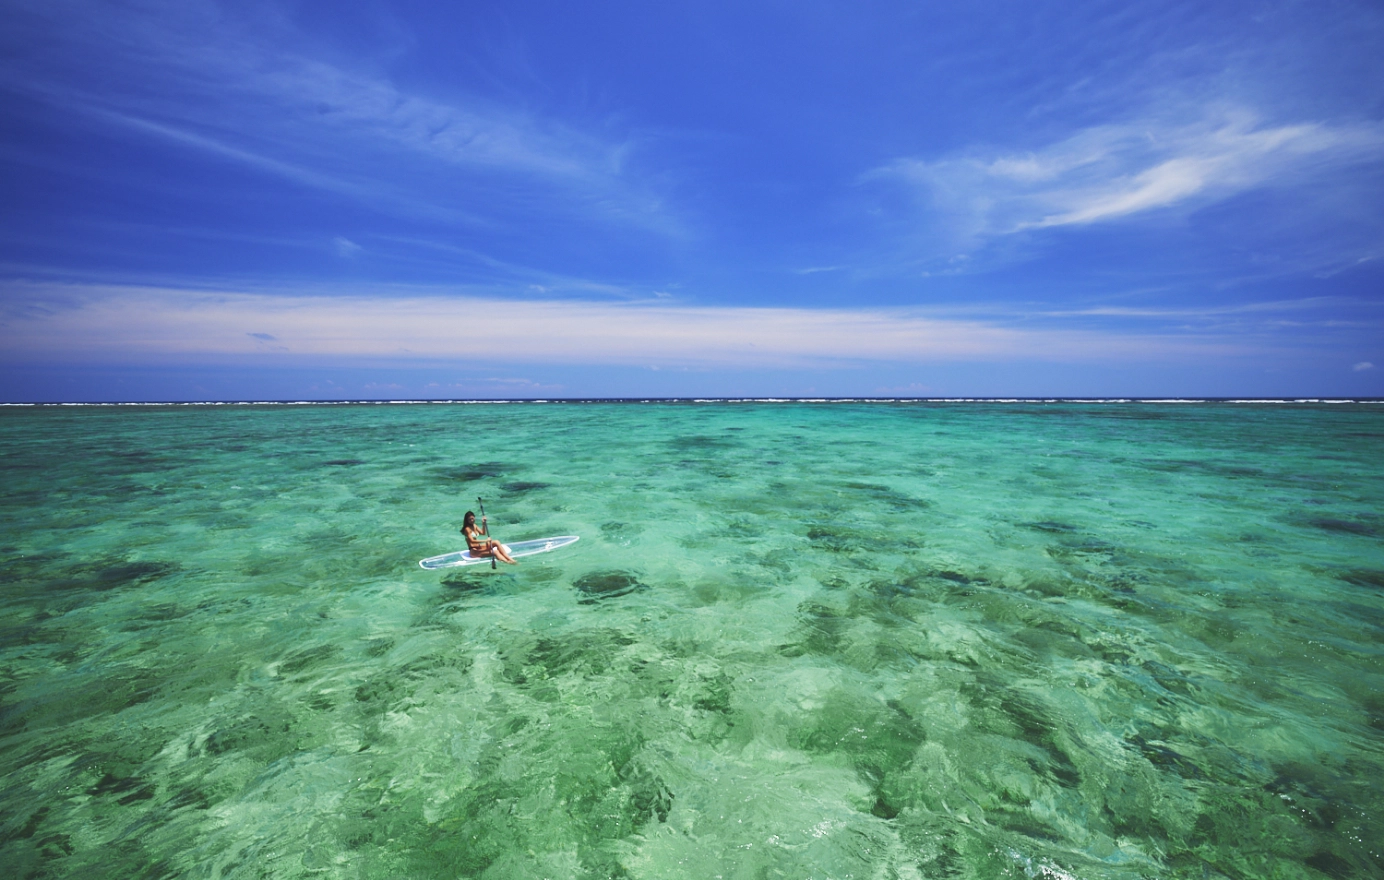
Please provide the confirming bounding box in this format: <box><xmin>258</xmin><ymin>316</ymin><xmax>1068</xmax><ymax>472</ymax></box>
<box><xmin>1</xmin><ymin>400</ymin><xmax>1381</xmax><ymax>879</ymax></box>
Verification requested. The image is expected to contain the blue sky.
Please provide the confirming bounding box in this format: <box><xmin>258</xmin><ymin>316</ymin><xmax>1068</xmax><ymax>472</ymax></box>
<box><xmin>2</xmin><ymin>0</ymin><xmax>1382</xmax><ymax>400</ymax></box>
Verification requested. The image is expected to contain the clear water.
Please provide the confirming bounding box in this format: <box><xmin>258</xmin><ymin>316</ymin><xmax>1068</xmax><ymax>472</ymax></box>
<box><xmin>1</xmin><ymin>402</ymin><xmax>1381</xmax><ymax>879</ymax></box>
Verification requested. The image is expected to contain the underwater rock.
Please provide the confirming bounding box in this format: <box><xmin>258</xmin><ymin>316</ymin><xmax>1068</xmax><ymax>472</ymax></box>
<box><xmin>1339</xmin><ymin>569</ymin><xmax>1384</xmax><ymax>590</ymax></box>
<box><xmin>840</xmin><ymin>482</ymin><xmax>932</xmax><ymax>511</ymax></box>
<box><xmin>1023</xmin><ymin>520</ymin><xmax>1079</xmax><ymax>533</ymax></box>
<box><xmin>440</xmin><ymin>572</ymin><xmax>491</xmax><ymax>593</ymax></box>
<box><xmin>435</xmin><ymin>461</ymin><xmax>514</xmax><ymax>482</ymax></box>
<box><xmin>573</xmin><ymin>570</ymin><xmax>647</xmax><ymax>603</ymax></box>
<box><xmin>502</xmin><ymin>481</ymin><xmax>552</xmax><ymax>493</ymax></box>
<box><xmin>276</xmin><ymin>644</ymin><xmax>340</xmax><ymax>677</ymax></box>
<box><xmin>668</xmin><ymin>434</ymin><xmax>736</xmax><ymax>450</ymax></box>
<box><xmin>1308</xmin><ymin>517</ymin><xmax>1377</xmax><ymax>537</ymax></box>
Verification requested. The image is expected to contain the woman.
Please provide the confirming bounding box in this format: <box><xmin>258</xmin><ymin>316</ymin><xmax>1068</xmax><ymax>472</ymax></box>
<box><xmin>462</xmin><ymin>510</ymin><xmax>518</xmax><ymax>564</ymax></box>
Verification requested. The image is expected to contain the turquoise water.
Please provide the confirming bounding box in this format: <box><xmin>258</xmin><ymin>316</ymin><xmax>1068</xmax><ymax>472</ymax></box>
<box><xmin>1</xmin><ymin>401</ymin><xmax>1381</xmax><ymax>879</ymax></box>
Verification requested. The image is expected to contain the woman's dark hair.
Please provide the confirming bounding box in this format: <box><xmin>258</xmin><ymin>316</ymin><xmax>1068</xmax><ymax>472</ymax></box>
<box><xmin>462</xmin><ymin>511</ymin><xmax>476</xmax><ymax>529</ymax></box>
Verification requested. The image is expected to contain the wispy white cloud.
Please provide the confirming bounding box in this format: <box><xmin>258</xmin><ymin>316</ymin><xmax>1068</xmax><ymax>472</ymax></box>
<box><xmin>1040</xmin><ymin>296</ymin><xmax>1379</xmax><ymax>320</ymax></box>
<box><xmin>77</xmin><ymin>106</ymin><xmax>352</xmax><ymax>191</ymax></box>
<box><xmin>874</xmin><ymin>107</ymin><xmax>1384</xmax><ymax>244</ymax></box>
<box><xmin>333</xmin><ymin>237</ymin><xmax>363</xmax><ymax>259</ymax></box>
<box><xmin>822</xmin><ymin>292</ymin><xmax>1382</xmax><ymax>334</ymax></box>
<box><xmin>364</xmin><ymin>235</ymin><xmax>646</xmax><ymax>300</ymax></box>
<box><xmin>0</xmin><ymin>282</ymin><xmax>1268</xmax><ymax>370</ymax></box>
<box><xmin>0</xmin><ymin>0</ymin><xmax>669</xmax><ymax>231</ymax></box>
<box><xmin>276</xmin><ymin>60</ymin><xmax>614</xmax><ymax>181</ymax></box>
<box><xmin>57</xmin><ymin>106</ymin><xmax>493</xmax><ymax>227</ymax></box>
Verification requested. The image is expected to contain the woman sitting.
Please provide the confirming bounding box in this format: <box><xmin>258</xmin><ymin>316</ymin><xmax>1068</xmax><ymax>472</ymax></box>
<box><xmin>462</xmin><ymin>510</ymin><xmax>518</xmax><ymax>564</ymax></box>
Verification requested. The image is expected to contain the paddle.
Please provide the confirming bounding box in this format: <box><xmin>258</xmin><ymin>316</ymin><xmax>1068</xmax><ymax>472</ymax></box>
<box><xmin>477</xmin><ymin>496</ymin><xmax>495</xmax><ymax>569</ymax></box>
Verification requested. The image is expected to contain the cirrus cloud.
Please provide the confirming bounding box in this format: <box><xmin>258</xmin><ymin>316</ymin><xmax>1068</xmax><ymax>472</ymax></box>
<box><xmin>873</xmin><ymin>107</ymin><xmax>1384</xmax><ymax>245</ymax></box>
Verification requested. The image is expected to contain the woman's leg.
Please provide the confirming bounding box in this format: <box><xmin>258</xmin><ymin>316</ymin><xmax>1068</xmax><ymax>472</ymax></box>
<box><xmin>492</xmin><ymin>540</ymin><xmax>518</xmax><ymax>564</ymax></box>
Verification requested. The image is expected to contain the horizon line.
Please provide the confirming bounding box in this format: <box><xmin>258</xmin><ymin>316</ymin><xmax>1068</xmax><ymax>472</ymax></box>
<box><xmin>4</xmin><ymin>397</ymin><xmax>1382</xmax><ymax>407</ymax></box>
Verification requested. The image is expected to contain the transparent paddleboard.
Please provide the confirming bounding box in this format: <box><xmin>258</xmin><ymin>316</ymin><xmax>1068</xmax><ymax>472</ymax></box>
<box><xmin>419</xmin><ymin>535</ymin><xmax>580</xmax><ymax>570</ymax></box>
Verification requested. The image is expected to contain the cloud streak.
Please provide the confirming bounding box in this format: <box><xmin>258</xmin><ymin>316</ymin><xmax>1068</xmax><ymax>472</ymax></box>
<box><xmin>0</xmin><ymin>0</ymin><xmax>665</xmax><ymax>231</ymax></box>
<box><xmin>876</xmin><ymin>107</ymin><xmax>1384</xmax><ymax>244</ymax></box>
<box><xmin>0</xmin><ymin>283</ymin><xmax>1262</xmax><ymax>370</ymax></box>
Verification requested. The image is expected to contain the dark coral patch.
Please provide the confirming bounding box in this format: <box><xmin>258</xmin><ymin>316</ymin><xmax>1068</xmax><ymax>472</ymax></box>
<box><xmin>1308</xmin><ymin>517</ymin><xmax>1377</xmax><ymax>537</ymax></box>
<box><xmin>1339</xmin><ymin>569</ymin><xmax>1384</xmax><ymax>590</ymax></box>
<box><xmin>502</xmin><ymin>481</ymin><xmax>553</xmax><ymax>493</ymax></box>
<box><xmin>573</xmin><ymin>570</ymin><xmax>647</xmax><ymax>603</ymax></box>
<box><xmin>1023</xmin><ymin>521</ymin><xmax>1079</xmax><ymax>533</ymax></box>
<box><xmin>435</xmin><ymin>461</ymin><xmax>515</xmax><ymax>482</ymax></box>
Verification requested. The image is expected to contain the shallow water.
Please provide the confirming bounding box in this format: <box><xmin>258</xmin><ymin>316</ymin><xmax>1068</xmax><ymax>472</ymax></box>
<box><xmin>1</xmin><ymin>401</ymin><xmax>1381</xmax><ymax>879</ymax></box>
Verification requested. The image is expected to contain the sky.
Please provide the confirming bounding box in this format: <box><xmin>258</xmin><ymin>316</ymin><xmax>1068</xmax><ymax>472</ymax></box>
<box><xmin>1</xmin><ymin>0</ymin><xmax>1382</xmax><ymax>400</ymax></box>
